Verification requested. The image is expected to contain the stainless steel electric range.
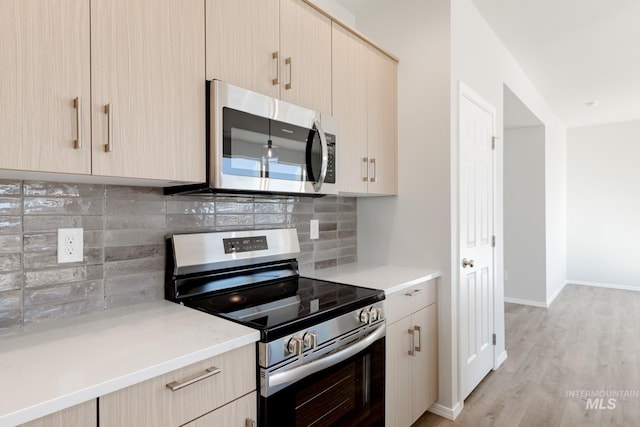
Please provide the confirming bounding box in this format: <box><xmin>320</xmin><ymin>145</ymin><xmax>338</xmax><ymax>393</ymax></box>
<box><xmin>165</xmin><ymin>228</ymin><xmax>385</xmax><ymax>427</ymax></box>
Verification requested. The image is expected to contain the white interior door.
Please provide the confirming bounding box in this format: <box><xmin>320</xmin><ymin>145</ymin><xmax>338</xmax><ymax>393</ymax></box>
<box><xmin>459</xmin><ymin>85</ymin><xmax>495</xmax><ymax>400</ymax></box>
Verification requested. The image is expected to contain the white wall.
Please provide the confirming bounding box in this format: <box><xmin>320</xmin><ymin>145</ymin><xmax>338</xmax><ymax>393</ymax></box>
<box><xmin>504</xmin><ymin>126</ymin><xmax>547</xmax><ymax>304</ymax></box>
<box><xmin>568</xmin><ymin>120</ymin><xmax>640</xmax><ymax>289</ymax></box>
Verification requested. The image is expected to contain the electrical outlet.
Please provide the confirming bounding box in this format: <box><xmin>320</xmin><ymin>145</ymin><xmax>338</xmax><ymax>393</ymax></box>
<box><xmin>310</xmin><ymin>219</ymin><xmax>319</xmax><ymax>240</ymax></box>
<box><xmin>58</xmin><ymin>228</ymin><xmax>83</xmax><ymax>263</ymax></box>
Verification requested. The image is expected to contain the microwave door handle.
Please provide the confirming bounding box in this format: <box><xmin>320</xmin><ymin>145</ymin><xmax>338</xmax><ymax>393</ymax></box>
<box><xmin>313</xmin><ymin>120</ymin><xmax>329</xmax><ymax>192</ymax></box>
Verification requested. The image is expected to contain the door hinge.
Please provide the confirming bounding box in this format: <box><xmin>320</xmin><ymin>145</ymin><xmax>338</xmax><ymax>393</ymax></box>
<box><xmin>492</xmin><ymin>235</ymin><xmax>495</xmax><ymax>247</ymax></box>
<box><xmin>492</xmin><ymin>333</ymin><xmax>497</xmax><ymax>345</ymax></box>
<box><xmin>492</xmin><ymin>136</ymin><xmax>499</xmax><ymax>150</ymax></box>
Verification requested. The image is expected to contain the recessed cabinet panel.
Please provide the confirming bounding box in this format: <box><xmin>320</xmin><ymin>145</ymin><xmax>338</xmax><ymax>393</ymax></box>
<box><xmin>206</xmin><ymin>0</ymin><xmax>280</xmax><ymax>98</ymax></box>
<box><xmin>0</xmin><ymin>0</ymin><xmax>91</xmax><ymax>174</ymax></box>
<box><xmin>91</xmin><ymin>0</ymin><xmax>205</xmax><ymax>183</ymax></box>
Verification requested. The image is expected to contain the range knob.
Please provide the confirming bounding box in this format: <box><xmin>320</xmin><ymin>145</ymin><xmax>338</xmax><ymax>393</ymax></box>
<box><xmin>359</xmin><ymin>309</ymin><xmax>371</xmax><ymax>324</ymax></box>
<box><xmin>303</xmin><ymin>332</ymin><xmax>318</xmax><ymax>349</ymax></box>
<box><xmin>286</xmin><ymin>337</ymin><xmax>304</xmax><ymax>356</ymax></box>
<box><xmin>369</xmin><ymin>307</ymin><xmax>379</xmax><ymax>322</ymax></box>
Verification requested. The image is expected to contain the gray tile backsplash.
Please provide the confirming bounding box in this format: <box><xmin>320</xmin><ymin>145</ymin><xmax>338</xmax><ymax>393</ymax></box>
<box><xmin>0</xmin><ymin>179</ymin><xmax>357</xmax><ymax>330</ymax></box>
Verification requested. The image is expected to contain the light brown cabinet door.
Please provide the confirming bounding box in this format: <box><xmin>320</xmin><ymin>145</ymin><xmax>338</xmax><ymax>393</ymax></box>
<box><xmin>367</xmin><ymin>47</ymin><xmax>398</xmax><ymax>196</ymax></box>
<box><xmin>332</xmin><ymin>23</ymin><xmax>368</xmax><ymax>195</ymax></box>
<box><xmin>18</xmin><ymin>400</ymin><xmax>97</xmax><ymax>427</ymax></box>
<box><xmin>279</xmin><ymin>0</ymin><xmax>332</xmax><ymax>114</ymax></box>
<box><xmin>412</xmin><ymin>304</ymin><xmax>438</xmax><ymax>422</ymax></box>
<box><xmin>0</xmin><ymin>0</ymin><xmax>91</xmax><ymax>174</ymax></box>
<box><xmin>91</xmin><ymin>0</ymin><xmax>205</xmax><ymax>183</ymax></box>
<box><xmin>206</xmin><ymin>0</ymin><xmax>279</xmax><ymax>98</ymax></box>
<box><xmin>385</xmin><ymin>316</ymin><xmax>414</xmax><ymax>427</ymax></box>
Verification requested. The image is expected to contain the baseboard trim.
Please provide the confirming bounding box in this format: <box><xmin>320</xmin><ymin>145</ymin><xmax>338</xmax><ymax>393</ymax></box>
<box><xmin>569</xmin><ymin>280</ymin><xmax>640</xmax><ymax>292</ymax></box>
<box><xmin>428</xmin><ymin>401</ymin><xmax>463</xmax><ymax>420</ymax></box>
<box><xmin>546</xmin><ymin>280</ymin><xmax>567</xmax><ymax>306</ymax></box>
<box><xmin>495</xmin><ymin>350</ymin><xmax>508</xmax><ymax>368</ymax></box>
<box><xmin>503</xmin><ymin>296</ymin><xmax>547</xmax><ymax>308</ymax></box>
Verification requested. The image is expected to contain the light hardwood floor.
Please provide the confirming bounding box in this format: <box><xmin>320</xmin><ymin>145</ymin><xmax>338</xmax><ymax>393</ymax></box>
<box><xmin>415</xmin><ymin>284</ymin><xmax>640</xmax><ymax>427</ymax></box>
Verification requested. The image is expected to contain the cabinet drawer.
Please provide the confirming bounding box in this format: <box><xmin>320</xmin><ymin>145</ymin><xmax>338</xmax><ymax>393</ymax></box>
<box><xmin>184</xmin><ymin>391</ymin><xmax>256</xmax><ymax>427</ymax></box>
<box><xmin>385</xmin><ymin>280</ymin><xmax>436</xmax><ymax>324</ymax></box>
<box><xmin>100</xmin><ymin>344</ymin><xmax>255</xmax><ymax>427</ymax></box>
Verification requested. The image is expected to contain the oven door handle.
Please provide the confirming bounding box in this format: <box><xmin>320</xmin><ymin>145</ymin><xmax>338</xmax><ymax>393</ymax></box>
<box><xmin>269</xmin><ymin>322</ymin><xmax>386</xmax><ymax>388</ymax></box>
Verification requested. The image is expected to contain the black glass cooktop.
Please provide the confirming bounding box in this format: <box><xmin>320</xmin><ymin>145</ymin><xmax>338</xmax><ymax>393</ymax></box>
<box><xmin>185</xmin><ymin>277</ymin><xmax>384</xmax><ymax>342</ymax></box>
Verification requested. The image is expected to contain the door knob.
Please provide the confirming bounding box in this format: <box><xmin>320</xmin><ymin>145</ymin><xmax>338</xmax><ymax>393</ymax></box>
<box><xmin>462</xmin><ymin>258</ymin><xmax>474</xmax><ymax>268</ymax></box>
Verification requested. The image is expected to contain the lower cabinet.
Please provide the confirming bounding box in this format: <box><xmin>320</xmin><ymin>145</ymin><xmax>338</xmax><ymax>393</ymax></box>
<box><xmin>18</xmin><ymin>400</ymin><xmax>96</xmax><ymax>427</ymax></box>
<box><xmin>99</xmin><ymin>344</ymin><xmax>256</xmax><ymax>427</ymax></box>
<box><xmin>385</xmin><ymin>282</ymin><xmax>437</xmax><ymax>427</ymax></box>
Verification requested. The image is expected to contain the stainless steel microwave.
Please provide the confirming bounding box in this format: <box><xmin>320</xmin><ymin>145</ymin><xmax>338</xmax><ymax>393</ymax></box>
<box><xmin>203</xmin><ymin>80</ymin><xmax>338</xmax><ymax>196</ymax></box>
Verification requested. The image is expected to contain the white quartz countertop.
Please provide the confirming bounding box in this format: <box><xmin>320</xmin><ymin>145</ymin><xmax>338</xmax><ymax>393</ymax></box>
<box><xmin>307</xmin><ymin>264</ymin><xmax>441</xmax><ymax>295</ymax></box>
<box><xmin>0</xmin><ymin>301</ymin><xmax>259</xmax><ymax>426</ymax></box>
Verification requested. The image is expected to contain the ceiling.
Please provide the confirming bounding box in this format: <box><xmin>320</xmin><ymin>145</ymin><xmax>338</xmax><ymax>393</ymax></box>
<box><xmin>336</xmin><ymin>0</ymin><xmax>640</xmax><ymax>128</ymax></box>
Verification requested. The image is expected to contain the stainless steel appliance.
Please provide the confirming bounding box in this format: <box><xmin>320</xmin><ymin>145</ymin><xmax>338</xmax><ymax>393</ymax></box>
<box><xmin>166</xmin><ymin>228</ymin><xmax>384</xmax><ymax>427</ymax></box>
<box><xmin>166</xmin><ymin>80</ymin><xmax>338</xmax><ymax>196</ymax></box>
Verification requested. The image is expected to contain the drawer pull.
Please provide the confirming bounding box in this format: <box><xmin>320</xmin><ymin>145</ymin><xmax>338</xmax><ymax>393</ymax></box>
<box><xmin>405</xmin><ymin>289</ymin><xmax>423</xmax><ymax>297</ymax></box>
<box><xmin>165</xmin><ymin>366</ymin><xmax>221</xmax><ymax>392</ymax></box>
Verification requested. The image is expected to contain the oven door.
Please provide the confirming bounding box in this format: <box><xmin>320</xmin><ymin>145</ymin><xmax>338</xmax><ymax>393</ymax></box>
<box><xmin>259</xmin><ymin>326</ymin><xmax>385</xmax><ymax>427</ymax></box>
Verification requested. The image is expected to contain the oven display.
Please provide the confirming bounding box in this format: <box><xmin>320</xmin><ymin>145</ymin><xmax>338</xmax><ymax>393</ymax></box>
<box><xmin>223</xmin><ymin>236</ymin><xmax>269</xmax><ymax>254</ymax></box>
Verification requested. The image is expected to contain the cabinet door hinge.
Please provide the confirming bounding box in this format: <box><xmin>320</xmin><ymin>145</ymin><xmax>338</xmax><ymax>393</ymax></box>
<box><xmin>492</xmin><ymin>333</ymin><xmax>497</xmax><ymax>345</ymax></box>
<box><xmin>492</xmin><ymin>235</ymin><xmax>496</xmax><ymax>247</ymax></box>
<box><xmin>492</xmin><ymin>136</ymin><xmax>499</xmax><ymax>150</ymax></box>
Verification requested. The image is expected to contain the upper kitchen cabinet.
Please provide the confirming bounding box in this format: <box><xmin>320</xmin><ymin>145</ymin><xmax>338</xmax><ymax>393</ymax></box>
<box><xmin>332</xmin><ymin>23</ymin><xmax>398</xmax><ymax>196</ymax></box>
<box><xmin>91</xmin><ymin>0</ymin><xmax>205</xmax><ymax>183</ymax></box>
<box><xmin>279</xmin><ymin>0</ymin><xmax>332</xmax><ymax>114</ymax></box>
<box><xmin>206</xmin><ymin>0</ymin><xmax>332</xmax><ymax>115</ymax></box>
<box><xmin>206</xmin><ymin>0</ymin><xmax>280</xmax><ymax>99</ymax></box>
<box><xmin>0</xmin><ymin>0</ymin><xmax>91</xmax><ymax>175</ymax></box>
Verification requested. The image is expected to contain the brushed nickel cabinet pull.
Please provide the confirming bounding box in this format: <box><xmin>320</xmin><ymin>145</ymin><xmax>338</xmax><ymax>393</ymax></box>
<box><xmin>414</xmin><ymin>325</ymin><xmax>422</xmax><ymax>352</ymax></box>
<box><xmin>408</xmin><ymin>328</ymin><xmax>415</xmax><ymax>356</ymax></box>
<box><xmin>285</xmin><ymin>57</ymin><xmax>292</xmax><ymax>90</ymax></box>
<box><xmin>369</xmin><ymin>158</ymin><xmax>377</xmax><ymax>182</ymax></box>
<box><xmin>404</xmin><ymin>289</ymin><xmax>423</xmax><ymax>297</ymax></box>
<box><xmin>165</xmin><ymin>366</ymin><xmax>222</xmax><ymax>392</ymax></box>
<box><xmin>362</xmin><ymin>157</ymin><xmax>368</xmax><ymax>182</ymax></box>
<box><xmin>73</xmin><ymin>97</ymin><xmax>82</xmax><ymax>149</ymax></box>
<box><xmin>104</xmin><ymin>104</ymin><xmax>113</xmax><ymax>153</ymax></box>
<box><xmin>272</xmin><ymin>51</ymin><xmax>280</xmax><ymax>85</ymax></box>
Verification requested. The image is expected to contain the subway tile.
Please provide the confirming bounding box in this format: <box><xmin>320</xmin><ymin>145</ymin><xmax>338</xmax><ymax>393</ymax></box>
<box><xmin>313</xmin><ymin>248</ymin><xmax>339</xmax><ymax>262</ymax></box>
<box><xmin>106</xmin><ymin>199</ymin><xmax>165</xmax><ymax>215</ymax></box>
<box><xmin>23</xmin><ymin>181</ymin><xmax>104</xmax><ymax>197</ymax></box>
<box><xmin>23</xmin><ymin>197</ymin><xmax>103</xmax><ymax>216</ymax></box>
<box><xmin>24</xmin><ymin>265</ymin><xmax>103</xmax><ymax>288</ymax></box>
<box><xmin>0</xmin><ymin>290</ymin><xmax>21</xmax><ymax>311</ymax></box>
<box><xmin>338</xmin><ymin>255</ymin><xmax>357</xmax><ymax>266</ymax></box>
<box><xmin>104</xmin><ymin>244</ymin><xmax>164</xmax><ymax>262</ymax></box>
<box><xmin>0</xmin><ymin>310</ymin><xmax>21</xmax><ymax>329</ymax></box>
<box><xmin>23</xmin><ymin>215</ymin><xmax>103</xmax><ymax>232</ymax></box>
<box><xmin>338</xmin><ymin>246</ymin><xmax>357</xmax><ymax>257</ymax></box>
<box><xmin>314</xmin><ymin>259</ymin><xmax>337</xmax><ymax>270</ymax></box>
<box><xmin>106</xmin><ymin>214</ymin><xmax>166</xmax><ymax>230</ymax></box>
<box><xmin>0</xmin><ymin>180</ymin><xmax>21</xmax><ymax>196</ymax></box>
<box><xmin>166</xmin><ymin>200</ymin><xmax>216</xmax><ymax>215</ymax></box>
<box><xmin>0</xmin><ymin>216</ymin><xmax>21</xmax><ymax>234</ymax></box>
<box><xmin>314</xmin><ymin>212</ymin><xmax>338</xmax><ymax>223</ymax></box>
<box><xmin>338</xmin><ymin>230</ymin><xmax>357</xmax><ymax>240</ymax></box>
<box><xmin>338</xmin><ymin>220</ymin><xmax>356</xmax><ymax>231</ymax></box>
<box><xmin>291</xmin><ymin>201</ymin><xmax>314</xmax><ymax>214</ymax></box>
<box><xmin>0</xmin><ymin>272</ymin><xmax>22</xmax><ymax>292</ymax></box>
<box><xmin>215</xmin><ymin>200</ymin><xmax>254</xmax><ymax>214</ymax></box>
<box><xmin>317</xmin><ymin>231</ymin><xmax>338</xmax><ymax>241</ymax></box>
<box><xmin>255</xmin><ymin>214</ymin><xmax>286</xmax><ymax>225</ymax></box>
<box><xmin>23</xmin><ymin>233</ymin><xmax>57</xmax><ymax>252</ymax></box>
<box><xmin>105</xmin><ymin>285</ymin><xmax>164</xmax><ymax>309</ymax></box>
<box><xmin>105</xmin><ymin>272</ymin><xmax>164</xmax><ymax>296</ymax></box>
<box><xmin>216</xmin><ymin>214</ymin><xmax>254</xmax><ymax>227</ymax></box>
<box><xmin>106</xmin><ymin>186</ymin><xmax>165</xmax><ymax>200</ymax></box>
<box><xmin>104</xmin><ymin>229</ymin><xmax>166</xmax><ymax>247</ymax></box>
<box><xmin>313</xmin><ymin>240</ymin><xmax>338</xmax><ymax>251</ymax></box>
<box><xmin>24</xmin><ymin>280</ymin><xmax>104</xmax><ymax>306</ymax></box>
<box><xmin>319</xmin><ymin>222</ymin><xmax>337</xmax><ymax>232</ymax></box>
<box><xmin>0</xmin><ymin>254</ymin><xmax>21</xmax><ymax>272</ymax></box>
<box><xmin>338</xmin><ymin>203</ymin><xmax>356</xmax><ymax>213</ymax></box>
<box><xmin>0</xmin><ymin>197</ymin><xmax>22</xmax><ymax>215</ymax></box>
<box><xmin>104</xmin><ymin>257</ymin><xmax>164</xmax><ymax>278</ymax></box>
<box><xmin>291</xmin><ymin>213</ymin><xmax>313</xmax><ymax>225</ymax></box>
<box><xmin>24</xmin><ymin>298</ymin><xmax>103</xmax><ymax>324</ymax></box>
<box><xmin>313</xmin><ymin>202</ymin><xmax>338</xmax><ymax>213</ymax></box>
<box><xmin>255</xmin><ymin>201</ymin><xmax>286</xmax><ymax>214</ymax></box>
<box><xmin>0</xmin><ymin>234</ymin><xmax>21</xmax><ymax>253</ymax></box>
<box><xmin>166</xmin><ymin>214</ymin><xmax>216</xmax><ymax>232</ymax></box>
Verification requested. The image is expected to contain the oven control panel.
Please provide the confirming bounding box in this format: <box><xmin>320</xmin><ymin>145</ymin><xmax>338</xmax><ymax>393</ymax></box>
<box><xmin>223</xmin><ymin>236</ymin><xmax>268</xmax><ymax>254</ymax></box>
